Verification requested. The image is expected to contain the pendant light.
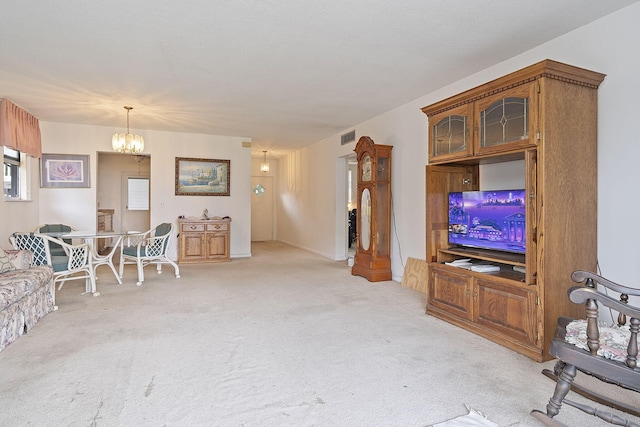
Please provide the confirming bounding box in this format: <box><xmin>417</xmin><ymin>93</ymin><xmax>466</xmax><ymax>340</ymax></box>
<box><xmin>112</xmin><ymin>106</ymin><xmax>144</xmax><ymax>154</ymax></box>
<box><xmin>260</xmin><ymin>150</ymin><xmax>270</xmax><ymax>173</ymax></box>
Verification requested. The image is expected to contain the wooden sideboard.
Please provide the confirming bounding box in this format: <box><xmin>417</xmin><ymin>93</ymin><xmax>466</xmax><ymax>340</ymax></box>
<box><xmin>96</xmin><ymin>209</ymin><xmax>114</xmax><ymax>254</ymax></box>
<box><xmin>177</xmin><ymin>217</ymin><xmax>231</xmax><ymax>263</ymax></box>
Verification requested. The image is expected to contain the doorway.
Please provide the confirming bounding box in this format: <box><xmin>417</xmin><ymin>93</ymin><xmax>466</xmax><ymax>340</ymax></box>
<box><xmin>97</xmin><ymin>153</ymin><xmax>150</xmax><ymax>234</ymax></box>
<box><xmin>346</xmin><ymin>155</ymin><xmax>357</xmax><ymax>259</ymax></box>
<box><xmin>251</xmin><ymin>175</ymin><xmax>274</xmax><ymax>241</ymax></box>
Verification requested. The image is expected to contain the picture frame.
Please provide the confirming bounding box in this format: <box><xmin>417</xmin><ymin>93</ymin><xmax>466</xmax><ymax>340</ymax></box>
<box><xmin>40</xmin><ymin>153</ymin><xmax>90</xmax><ymax>188</ymax></box>
<box><xmin>175</xmin><ymin>157</ymin><xmax>230</xmax><ymax>196</ymax></box>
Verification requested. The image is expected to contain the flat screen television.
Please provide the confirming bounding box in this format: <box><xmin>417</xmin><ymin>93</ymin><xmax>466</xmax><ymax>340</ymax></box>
<box><xmin>448</xmin><ymin>189</ymin><xmax>526</xmax><ymax>254</ymax></box>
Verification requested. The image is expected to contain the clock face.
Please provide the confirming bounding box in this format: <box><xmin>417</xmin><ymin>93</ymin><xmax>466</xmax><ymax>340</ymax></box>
<box><xmin>361</xmin><ymin>155</ymin><xmax>372</xmax><ymax>181</ymax></box>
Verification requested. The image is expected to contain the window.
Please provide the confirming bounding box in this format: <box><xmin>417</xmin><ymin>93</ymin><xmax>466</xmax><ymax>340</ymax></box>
<box><xmin>3</xmin><ymin>147</ymin><xmax>30</xmax><ymax>200</ymax></box>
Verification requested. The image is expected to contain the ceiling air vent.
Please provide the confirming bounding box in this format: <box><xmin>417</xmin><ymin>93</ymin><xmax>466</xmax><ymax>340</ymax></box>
<box><xmin>341</xmin><ymin>130</ymin><xmax>356</xmax><ymax>145</ymax></box>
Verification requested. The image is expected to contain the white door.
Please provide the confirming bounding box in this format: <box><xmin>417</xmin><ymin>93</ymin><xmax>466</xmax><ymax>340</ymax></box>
<box><xmin>251</xmin><ymin>176</ymin><xmax>274</xmax><ymax>241</ymax></box>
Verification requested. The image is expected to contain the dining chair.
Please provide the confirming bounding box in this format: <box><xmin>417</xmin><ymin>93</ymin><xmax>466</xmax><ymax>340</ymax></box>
<box><xmin>33</xmin><ymin>224</ymin><xmax>76</xmax><ymax>257</ymax></box>
<box><xmin>118</xmin><ymin>223</ymin><xmax>180</xmax><ymax>286</ymax></box>
<box><xmin>11</xmin><ymin>232</ymin><xmax>97</xmax><ymax>296</ymax></box>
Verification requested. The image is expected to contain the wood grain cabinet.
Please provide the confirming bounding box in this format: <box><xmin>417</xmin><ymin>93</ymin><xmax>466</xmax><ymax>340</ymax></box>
<box><xmin>422</xmin><ymin>60</ymin><xmax>605</xmax><ymax>361</ymax></box>
<box><xmin>96</xmin><ymin>209</ymin><xmax>114</xmax><ymax>254</ymax></box>
<box><xmin>428</xmin><ymin>265</ymin><xmax>538</xmax><ymax>351</ymax></box>
<box><xmin>178</xmin><ymin>218</ymin><xmax>231</xmax><ymax>263</ymax></box>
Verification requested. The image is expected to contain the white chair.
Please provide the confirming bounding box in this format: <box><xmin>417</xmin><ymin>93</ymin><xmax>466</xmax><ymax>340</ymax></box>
<box><xmin>10</xmin><ymin>232</ymin><xmax>97</xmax><ymax>296</ymax></box>
<box><xmin>32</xmin><ymin>224</ymin><xmax>76</xmax><ymax>257</ymax></box>
<box><xmin>118</xmin><ymin>223</ymin><xmax>180</xmax><ymax>286</ymax></box>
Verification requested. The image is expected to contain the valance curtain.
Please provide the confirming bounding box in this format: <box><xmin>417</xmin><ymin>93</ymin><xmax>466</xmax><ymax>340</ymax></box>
<box><xmin>0</xmin><ymin>98</ymin><xmax>42</xmax><ymax>158</ymax></box>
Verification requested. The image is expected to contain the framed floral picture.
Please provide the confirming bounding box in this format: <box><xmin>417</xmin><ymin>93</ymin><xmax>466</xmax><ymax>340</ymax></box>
<box><xmin>175</xmin><ymin>157</ymin><xmax>230</xmax><ymax>196</ymax></box>
<box><xmin>40</xmin><ymin>154</ymin><xmax>90</xmax><ymax>188</ymax></box>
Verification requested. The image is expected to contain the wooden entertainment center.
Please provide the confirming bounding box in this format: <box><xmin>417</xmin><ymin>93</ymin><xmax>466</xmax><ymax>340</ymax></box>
<box><xmin>421</xmin><ymin>60</ymin><xmax>605</xmax><ymax>361</ymax></box>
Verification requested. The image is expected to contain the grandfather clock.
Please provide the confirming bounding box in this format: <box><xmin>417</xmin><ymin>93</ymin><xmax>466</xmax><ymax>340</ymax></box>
<box><xmin>352</xmin><ymin>136</ymin><xmax>392</xmax><ymax>282</ymax></box>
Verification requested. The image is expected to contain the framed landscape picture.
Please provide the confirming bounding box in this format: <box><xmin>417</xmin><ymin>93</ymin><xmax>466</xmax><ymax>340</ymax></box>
<box><xmin>40</xmin><ymin>153</ymin><xmax>90</xmax><ymax>188</ymax></box>
<box><xmin>175</xmin><ymin>157</ymin><xmax>230</xmax><ymax>196</ymax></box>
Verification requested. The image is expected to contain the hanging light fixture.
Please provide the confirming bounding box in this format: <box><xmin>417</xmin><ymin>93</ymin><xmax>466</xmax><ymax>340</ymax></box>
<box><xmin>260</xmin><ymin>150</ymin><xmax>270</xmax><ymax>173</ymax></box>
<box><xmin>112</xmin><ymin>106</ymin><xmax>144</xmax><ymax>154</ymax></box>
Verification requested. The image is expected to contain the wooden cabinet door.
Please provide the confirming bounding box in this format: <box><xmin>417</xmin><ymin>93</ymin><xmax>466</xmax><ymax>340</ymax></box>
<box><xmin>425</xmin><ymin>165</ymin><xmax>478</xmax><ymax>263</ymax></box>
<box><xmin>206</xmin><ymin>233</ymin><xmax>228</xmax><ymax>258</ymax></box>
<box><xmin>428</xmin><ymin>266</ymin><xmax>472</xmax><ymax>320</ymax></box>
<box><xmin>473</xmin><ymin>277</ymin><xmax>537</xmax><ymax>346</ymax></box>
<box><xmin>181</xmin><ymin>233</ymin><xmax>205</xmax><ymax>260</ymax></box>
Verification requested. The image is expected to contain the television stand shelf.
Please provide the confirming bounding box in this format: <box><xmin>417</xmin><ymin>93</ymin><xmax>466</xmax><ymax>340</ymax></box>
<box><xmin>422</xmin><ymin>60</ymin><xmax>604</xmax><ymax>361</ymax></box>
<box><xmin>438</xmin><ymin>247</ymin><xmax>525</xmax><ymax>267</ymax></box>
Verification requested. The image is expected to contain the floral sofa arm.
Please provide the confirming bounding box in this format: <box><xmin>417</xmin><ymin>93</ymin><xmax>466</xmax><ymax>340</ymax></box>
<box><xmin>5</xmin><ymin>249</ymin><xmax>33</xmax><ymax>270</ymax></box>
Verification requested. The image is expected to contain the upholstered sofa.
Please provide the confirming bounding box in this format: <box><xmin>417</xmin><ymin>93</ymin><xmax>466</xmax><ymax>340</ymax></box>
<box><xmin>0</xmin><ymin>248</ymin><xmax>55</xmax><ymax>352</ymax></box>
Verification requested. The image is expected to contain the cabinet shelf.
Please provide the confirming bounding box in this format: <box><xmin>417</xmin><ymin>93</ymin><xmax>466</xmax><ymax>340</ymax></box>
<box><xmin>438</xmin><ymin>247</ymin><xmax>525</xmax><ymax>267</ymax></box>
<box><xmin>438</xmin><ymin>262</ymin><xmax>526</xmax><ymax>283</ymax></box>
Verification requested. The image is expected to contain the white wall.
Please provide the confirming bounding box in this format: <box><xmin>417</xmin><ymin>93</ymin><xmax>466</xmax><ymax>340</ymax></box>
<box><xmin>276</xmin><ymin>99</ymin><xmax>429</xmax><ymax>276</ymax></box>
<box><xmin>276</xmin><ymin>2</ymin><xmax>640</xmax><ymax>285</ymax></box>
<box><xmin>37</xmin><ymin>122</ymin><xmax>252</xmax><ymax>259</ymax></box>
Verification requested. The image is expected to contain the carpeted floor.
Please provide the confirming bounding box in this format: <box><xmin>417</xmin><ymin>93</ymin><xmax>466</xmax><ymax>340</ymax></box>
<box><xmin>0</xmin><ymin>241</ymin><xmax>638</xmax><ymax>426</ymax></box>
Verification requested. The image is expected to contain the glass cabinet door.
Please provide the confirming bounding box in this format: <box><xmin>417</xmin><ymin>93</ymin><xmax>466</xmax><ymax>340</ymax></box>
<box><xmin>428</xmin><ymin>104</ymin><xmax>473</xmax><ymax>162</ymax></box>
<box><xmin>475</xmin><ymin>83</ymin><xmax>537</xmax><ymax>155</ymax></box>
<box><xmin>376</xmin><ymin>182</ymin><xmax>390</xmax><ymax>256</ymax></box>
<box><xmin>377</xmin><ymin>155</ymin><xmax>390</xmax><ymax>182</ymax></box>
<box><xmin>480</xmin><ymin>97</ymin><xmax>529</xmax><ymax>147</ymax></box>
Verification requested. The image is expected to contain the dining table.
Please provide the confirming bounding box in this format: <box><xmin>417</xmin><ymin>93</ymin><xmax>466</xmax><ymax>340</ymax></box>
<box><xmin>44</xmin><ymin>230</ymin><xmax>138</xmax><ymax>296</ymax></box>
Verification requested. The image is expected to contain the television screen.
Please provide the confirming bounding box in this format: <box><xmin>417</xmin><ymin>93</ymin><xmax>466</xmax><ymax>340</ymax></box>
<box><xmin>448</xmin><ymin>189</ymin><xmax>526</xmax><ymax>254</ymax></box>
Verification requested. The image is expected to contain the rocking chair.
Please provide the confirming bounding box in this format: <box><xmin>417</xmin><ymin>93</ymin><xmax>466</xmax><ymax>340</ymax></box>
<box><xmin>531</xmin><ymin>270</ymin><xmax>640</xmax><ymax>426</ymax></box>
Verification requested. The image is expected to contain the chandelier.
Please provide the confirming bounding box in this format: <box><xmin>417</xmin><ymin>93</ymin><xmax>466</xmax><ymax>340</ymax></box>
<box><xmin>112</xmin><ymin>106</ymin><xmax>144</xmax><ymax>154</ymax></box>
<box><xmin>260</xmin><ymin>150</ymin><xmax>270</xmax><ymax>173</ymax></box>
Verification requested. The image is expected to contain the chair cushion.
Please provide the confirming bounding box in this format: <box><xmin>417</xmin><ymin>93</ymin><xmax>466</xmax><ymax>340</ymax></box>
<box><xmin>123</xmin><ymin>246</ymin><xmax>149</xmax><ymax>257</ymax></box>
<box><xmin>48</xmin><ymin>247</ymin><xmax>67</xmax><ymax>257</ymax></box>
<box><xmin>38</xmin><ymin>224</ymin><xmax>72</xmax><ymax>246</ymax></box>
<box><xmin>38</xmin><ymin>224</ymin><xmax>71</xmax><ymax>233</ymax></box>
<box><xmin>565</xmin><ymin>319</ymin><xmax>639</xmax><ymax>363</ymax></box>
<box><xmin>155</xmin><ymin>223</ymin><xmax>171</xmax><ymax>237</ymax></box>
<box><xmin>50</xmin><ymin>255</ymin><xmax>70</xmax><ymax>273</ymax></box>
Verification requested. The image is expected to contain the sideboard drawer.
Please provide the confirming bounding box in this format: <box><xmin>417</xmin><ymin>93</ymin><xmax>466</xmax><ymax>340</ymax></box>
<box><xmin>207</xmin><ymin>223</ymin><xmax>228</xmax><ymax>232</ymax></box>
<box><xmin>181</xmin><ymin>223</ymin><xmax>205</xmax><ymax>232</ymax></box>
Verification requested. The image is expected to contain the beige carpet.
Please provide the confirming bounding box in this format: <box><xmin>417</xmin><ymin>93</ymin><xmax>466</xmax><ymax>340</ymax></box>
<box><xmin>0</xmin><ymin>241</ymin><xmax>638</xmax><ymax>426</ymax></box>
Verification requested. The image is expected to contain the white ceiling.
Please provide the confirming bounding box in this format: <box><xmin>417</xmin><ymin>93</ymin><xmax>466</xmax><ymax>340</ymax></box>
<box><xmin>1</xmin><ymin>1</ymin><xmax>637</xmax><ymax>156</ymax></box>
